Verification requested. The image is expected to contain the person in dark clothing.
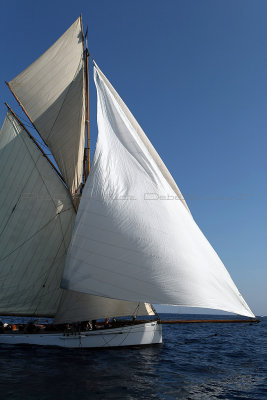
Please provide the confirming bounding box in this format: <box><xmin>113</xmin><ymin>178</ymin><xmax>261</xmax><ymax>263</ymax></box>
<box><xmin>92</xmin><ymin>320</ymin><xmax>96</xmax><ymax>330</ymax></box>
<box><xmin>24</xmin><ymin>321</ymin><xmax>36</xmax><ymax>333</ymax></box>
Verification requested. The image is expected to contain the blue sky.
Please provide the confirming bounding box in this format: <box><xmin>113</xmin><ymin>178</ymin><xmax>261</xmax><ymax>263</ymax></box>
<box><xmin>0</xmin><ymin>0</ymin><xmax>266</xmax><ymax>315</ymax></box>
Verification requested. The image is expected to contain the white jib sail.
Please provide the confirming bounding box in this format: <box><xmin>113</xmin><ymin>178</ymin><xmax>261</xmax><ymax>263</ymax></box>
<box><xmin>54</xmin><ymin>290</ymin><xmax>154</xmax><ymax>324</ymax></box>
<box><xmin>0</xmin><ymin>112</ymin><xmax>75</xmax><ymax>316</ymax></box>
<box><xmin>94</xmin><ymin>63</ymin><xmax>190</xmax><ymax>214</ymax></box>
<box><xmin>8</xmin><ymin>17</ymin><xmax>85</xmax><ymax>197</ymax></box>
<box><xmin>61</xmin><ymin>65</ymin><xmax>254</xmax><ymax>318</ymax></box>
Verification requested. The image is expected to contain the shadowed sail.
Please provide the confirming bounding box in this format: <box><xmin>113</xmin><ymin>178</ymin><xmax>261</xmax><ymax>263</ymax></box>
<box><xmin>0</xmin><ymin>112</ymin><xmax>75</xmax><ymax>316</ymax></box>
<box><xmin>61</xmin><ymin>64</ymin><xmax>254</xmax><ymax>318</ymax></box>
<box><xmin>55</xmin><ymin>290</ymin><xmax>154</xmax><ymax>324</ymax></box>
<box><xmin>8</xmin><ymin>17</ymin><xmax>85</xmax><ymax>197</ymax></box>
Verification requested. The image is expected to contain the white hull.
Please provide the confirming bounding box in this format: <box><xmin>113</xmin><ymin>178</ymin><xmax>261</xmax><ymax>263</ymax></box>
<box><xmin>0</xmin><ymin>322</ymin><xmax>162</xmax><ymax>348</ymax></box>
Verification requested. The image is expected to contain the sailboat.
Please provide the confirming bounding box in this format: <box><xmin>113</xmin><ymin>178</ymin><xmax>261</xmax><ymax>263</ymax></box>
<box><xmin>0</xmin><ymin>16</ymin><xmax>256</xmax><ymax>348</ymax></box>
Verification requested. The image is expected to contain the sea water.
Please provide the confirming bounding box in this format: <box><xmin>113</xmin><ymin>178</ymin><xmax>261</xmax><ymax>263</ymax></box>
<box><xmin>0</xmin><ymin>314</ymin><xmax>266</xmax><ymax>399</ymax></box>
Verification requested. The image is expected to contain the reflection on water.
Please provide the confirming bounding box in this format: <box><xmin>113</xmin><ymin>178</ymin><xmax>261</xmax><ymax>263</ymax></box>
<box><xmin>0</xmin><ymin>315</ymin><xmax>266</xmax><ymax>399</ymax></box>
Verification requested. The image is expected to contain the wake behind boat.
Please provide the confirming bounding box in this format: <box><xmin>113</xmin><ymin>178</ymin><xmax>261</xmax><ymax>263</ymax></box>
<box><xmin>0</xmin><ymin>16</ymin><xmax>255</xmax><ymax>348</ymax></box>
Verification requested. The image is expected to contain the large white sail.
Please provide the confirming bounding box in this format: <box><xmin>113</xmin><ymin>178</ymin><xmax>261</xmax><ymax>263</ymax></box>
<box><xmin>61</xmin><ymin>65</ymin><xmax>254</xmax><ymax>318</ymax></box>
<box><xmin>54</xmin><ymin>290</ymin><xmax>154</xmax><ymax>323</ymax></box>
<box><xmin>0</xmin><ymin>112</ymin><xmax>75</xmax><ymax>316</ymax></box>
<box><xmin>8</xmin><ymin>17</ymin><xmax>85</xmax><ymax>197</ymax></box>
<box><xmin>94</xmin><ymin>64</ymin><xmax>190</xmax><ymax>214</ymax></box>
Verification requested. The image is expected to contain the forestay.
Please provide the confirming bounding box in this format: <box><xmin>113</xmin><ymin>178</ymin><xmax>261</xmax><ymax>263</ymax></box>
<box><xmin>8</xmin><ymin>17</ymin><xmax>85</xmax><ymax>197</ymax></box>
<box><xmin>61</xmin><ymin>65</ymin><xmax>254</xmax><ymax>318</ymax></box>
<box><xmin>54</xmin><ymin>290</ymin><xmax>154</xmax><ymax>324</ymax></box>
<box><xmin>0</xmin><ymin>112</ymin><xmax>75</xmax><ymax>316</ymax></box>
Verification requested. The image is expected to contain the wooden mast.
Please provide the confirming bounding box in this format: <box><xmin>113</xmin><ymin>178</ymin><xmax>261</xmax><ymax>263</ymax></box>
<box><xmin>80</xmin><ymin>14</ymin><xmax>90</xmax><ymax>182</ymax></box>
<box><xmin>5</xmin><ymin>103</ymin><xmax>65</xmax><ymax>183</ymax></box>
<box><xmin>85</xmin><ymin>48</ymin><xmax>90</xmax><ymax>180</ymax></box>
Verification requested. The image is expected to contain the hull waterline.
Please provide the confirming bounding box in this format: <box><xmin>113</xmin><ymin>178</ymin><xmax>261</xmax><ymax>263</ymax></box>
<box><xmin>0</xmin><ymin>322</ymin><xmax>162</xmax><ymax>348</ymax></box>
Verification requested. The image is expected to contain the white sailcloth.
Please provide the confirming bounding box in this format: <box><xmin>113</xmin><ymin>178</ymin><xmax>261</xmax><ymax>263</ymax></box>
<box><xmin>94</xmin><ymin>64</ymin><xmax>190</xmax><ymax>214</ymax></box>
<box><xmin>8</xmin><ymin>17</ymin><xmax>85</xmax><ymax>196</ymax></box>
<box><xmin>0</xmin><ymin>112</ymin><xmax>75</xmax><ymax>316</ymax></box>
<box><xmin>61</xmin><ymin>65</ymin><xmax>254</xmax><ymax>318</ymax></box>
<box><xmin>54</xmin><ymin>290</ymin><xmax>154</xmax><ymax>323</ymax></box>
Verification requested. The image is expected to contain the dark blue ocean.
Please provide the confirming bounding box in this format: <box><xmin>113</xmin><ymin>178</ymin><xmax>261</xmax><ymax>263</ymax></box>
<box><xmin>0</xmin><ymin>314</ymin><xmax>266</xmax><ymax>399</ymax></box>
